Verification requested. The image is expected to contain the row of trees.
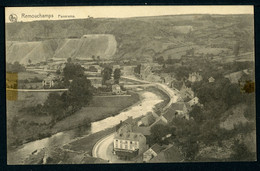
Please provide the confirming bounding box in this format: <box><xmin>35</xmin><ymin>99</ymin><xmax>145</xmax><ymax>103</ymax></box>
<box><xmin>101</xmin><ymin>66</ymin><xmax>121</xmax><ymax>85</ymax></box>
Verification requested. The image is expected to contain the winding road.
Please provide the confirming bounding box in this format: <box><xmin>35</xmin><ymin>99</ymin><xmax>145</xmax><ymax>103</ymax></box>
<box><xmin>92</xmin><ymin>75</ymin><xmax>179</xmax><ymax>162</ymax></box>
<box><xmin>92</xmin><ymin>133</ymin><xmax>115</xmax><ymax>162</ymax></box>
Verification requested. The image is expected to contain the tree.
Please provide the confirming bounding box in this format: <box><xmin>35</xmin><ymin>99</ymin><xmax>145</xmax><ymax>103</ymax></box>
<box><xmin>43</xmin><ymin>92</ymin><xmax>66</xmax><ymax>121</ymax></box>
<box><xmin>244</xmin><ymin>103</ymin><xmax>255</xmax><ymax>120</ymax></box>
<box><xmin>150</xmin><ymin>124</ymin><xmax>175</xmax><ymax>145</ymax></box>
<box><xmin>56</xmin><ymin>69</ymin><xmax>61</xmax><ymax>75</ymax></box>
<box><xmin>183</xmin><ymin>137</ymin><xmax>199</xmax><ymax>161</ymax></box>
<box><xmin>92</xmin><ymin>55</ymin><xmax>96</xmax><ymax>61</ymax></box>
<box><xmin>134</xmin><ymin>64</ymin><xmax>141</xmax><ymax>75</ymax></box>
<box><xmin>101</xmin><ymin>66</ymin><xmax>112</xmax><ymax>85</ymax></box>
<box><xmin>66</xmin><ymin>76</ymin><xmax>93</xmax><ymax>111</ymax></box>
<box><xmin>189</xmin><ymin>105</ymin><xmax>204</xmax><ymax>123</ymax></box>
<box><xmin>67</xmin><ymin>57</ymin><xmax>72</xmax><ymax>63</ymax></box>
<box><xmin>230</xmin><ymin>140</ymin><xmax>255</xmax><ymax>161</ymax></box>
<box><xmin>28</xmin><ymin>59</ymin><xmax>31</xmax><ymax>64</ymax></box>
<box><xmin>63</xmin><ymin>63</ymin><xmax>85</xmax><ymax>81</ymax></box>
<box><xmin>114</xmin><ymin>68</ymin><xmax>121</xmax><ymax>84</ymax></box>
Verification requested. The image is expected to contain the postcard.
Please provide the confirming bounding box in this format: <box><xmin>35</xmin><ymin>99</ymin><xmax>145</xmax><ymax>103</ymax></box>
<box><xmin>5</xmin><ymin>6</ymin><xmax>255</xmax><ymax>164</ymax></box>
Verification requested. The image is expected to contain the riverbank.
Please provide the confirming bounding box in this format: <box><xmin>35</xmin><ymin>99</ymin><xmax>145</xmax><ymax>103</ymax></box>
<box><xmin>51</xmin><ymin>91</ymin><xmax>140</xmax><ymax>133</ymax></box>
<box><xmin>7</xmin><ymin>91</ymin><xmax>140</xmax><ymax>153</ymax></box>
<box><xmin>9</xmin><ymin>89</ymin><xmax>165</xmax><ymax>164</ymax></box>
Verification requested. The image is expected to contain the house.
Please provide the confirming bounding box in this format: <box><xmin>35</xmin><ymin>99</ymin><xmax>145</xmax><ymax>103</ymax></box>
<box><xmin>112</xmin><ymin>84</ymin><xmax>122</xmax><ymax>95</ymax></box>
<box><xmin>113</xmin><ymin>132</ymin><xmax>147</xmax><ymax>160</ymax></box>
<box><xmin>137</xmin><ymin>113</ymin><xmax>156</xmax><ymax>127</ymax></box>
<box><xmin>160</xmin><ymin>73</ymin><xmax>175</xmax><ymax>87</ymax></box>
<box><xmin>130</xmin><ymin>113</ymin><xmax>157</xmax><ymax>136</ymax></box>
<box><xmin>42</xmin><ymin>74</ymin><xmax>58</xmax><ymax>88</ymax></box>
<box><xmin>149</xmin><ymin>144</ymin><xmax>184</xmax><ymax>163</ymax></box>
<box><xmin>188</xmin><ymin>72</ymin><xmax>202</xmax><ymax>83</ymax></box>
<box><xmin>208</xmin><ymin>77</ymin><xmax>215</xmax><ymax>83</ymax></box>
<box><xmin>160</xmin><ymin>107</ymin><xmax>177</xmax><ymax>124</ymax></box>
<box><xmin>158</xmin><ymin>102</ymin><xmax>191</xmax><ymax>123</ymax></box>
<box><xmin>164</xmin><ymin>102</ymin><xmax>191</xmax><ymax>120</ymax></box>
<box><xmin>143</xmin><ymin>144</ymin><xmax>166</xmax><ymax>162</ymax></box>
<box><xmin>188</xmin><ymin>97</ymin><xmax>199</xmax><ymax>107</ymax></box>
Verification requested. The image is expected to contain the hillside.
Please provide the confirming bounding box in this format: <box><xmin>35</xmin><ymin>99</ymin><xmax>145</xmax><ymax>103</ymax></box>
<box><xmin>6</xmin><ymin>14</ymin><xmax>254</xmax><ymax>63</ymax></box>
<box><xmin>6</xmin><ymin>34</ymin><xmax>117</xmax><ymax>64</ymax></box>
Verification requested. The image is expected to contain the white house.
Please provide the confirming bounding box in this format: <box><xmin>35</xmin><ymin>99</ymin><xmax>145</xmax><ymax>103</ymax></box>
<box><xmin>188</xmin><ymin>97</ymin><xmax>199</xmax><ymax>107</ymax></box>
<box><xmin>112</xmin><ymin>84</ymin><xmax>121</xmax><ymax>95</ymax></box>
<box><xmin>208</xmin><ymin>77</ymin><xmax>215</xmax><ymax>83</ymax></box>
<box><xmin>113</xmin><ymin>132</ymin><xmax>147</xmax><ymax>160</ymax></box>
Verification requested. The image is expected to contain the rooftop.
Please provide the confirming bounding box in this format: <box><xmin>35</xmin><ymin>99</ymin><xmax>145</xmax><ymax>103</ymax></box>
<box><xmin>150</xmin><ymin>144</ymin><xmax>166</xmax><ymax>154</ymax></box>
<box><xmin>149</xmin><ymin>144</ymin><xmax>184</xmax><ymax>163</ymax></box>
<box><xmin>115</xmin><ymin>132</ymin><xmax>145</xmax><ymax>141</ymax></box>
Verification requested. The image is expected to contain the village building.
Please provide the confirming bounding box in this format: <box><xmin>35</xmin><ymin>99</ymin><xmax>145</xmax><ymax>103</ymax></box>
<box><xmin>132</xmin><ymin>113</ymin><xmax>157</xmax><ymax>136</ymax></box>
<box><xmin>137</xmin><ymin>113</ymin><xmax>156</xmax><ymax>127</ymax></box>
<box><xmin>42</xmin><ymin>74</ymin><xmax>58</xmax><ymax>88</ymax></box>
<box><xmin>143</xmin><ymin>144</ymin><xmax>166</xmax><ymax>162</ymax></box>
<box><xmin>162</xmin><ymin>102</ymin><xmax>191</xmax><ymax>121</ymax></box>
<box><xmin>148</xmin><ymin>144</ymin><xmax>184</xmax><ymax>163</ymax></box>
<box><xmin>188</xmin><ymin>97</ymin><xmax>199</xmax><ymax>107</ymax></box>
<box><xmin>112</xmin><ymin>84</ymin><xmax>122</xmax><ymax>95</ymax></box>
<box><xmin>160</xmin><ymin>73</ymin><xmax>176</xmax><ymax>87</ymax></box>
<box><xmin>160</xmin><ymin>107</ymin><xmax>176</xmax><ymax>124</ymax></box>
<box><xmin>113</xmin><ymin>116</ymin><xmax>150</xmax><ymax>160</ymax></box>
<box><xmin>113</xmin><ymin>132</ymin><xmax>147</xmax><ymax>160</ymax></box>
<box><xmin>188</xmin><ymin>72</ymin><xmax>203</xmax><ymax>83</ymax></box>
<box><xmin>208</xmin><ymin>76</ymin><xmax>215</xmax><ymax>83</ymax></box>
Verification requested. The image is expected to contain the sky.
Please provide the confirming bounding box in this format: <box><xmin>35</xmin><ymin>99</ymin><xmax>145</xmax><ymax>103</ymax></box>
<box><xmin>5</xmin><ymin>6</ymin><xmax>253</xmax><ymax>23</ymax></box>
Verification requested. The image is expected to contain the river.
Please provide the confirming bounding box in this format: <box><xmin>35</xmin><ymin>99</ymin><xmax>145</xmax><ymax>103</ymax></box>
<box><xmin>8</xmin><ymin>90</ymin><xmax>163</xmax><ymax>164</ymax></box>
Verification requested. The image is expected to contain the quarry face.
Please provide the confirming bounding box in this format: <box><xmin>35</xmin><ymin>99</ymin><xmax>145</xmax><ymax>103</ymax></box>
<box><xmin>6</xmin><ymin>34</ymin><xmax>117</xmax><ymax>64</ymax></box>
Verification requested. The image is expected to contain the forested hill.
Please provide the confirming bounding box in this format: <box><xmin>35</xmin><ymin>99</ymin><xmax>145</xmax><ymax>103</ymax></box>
<box><xmin>6</xmin><ymin>14</ymin><xmax>254</xmax><ymax>61</ymax></box>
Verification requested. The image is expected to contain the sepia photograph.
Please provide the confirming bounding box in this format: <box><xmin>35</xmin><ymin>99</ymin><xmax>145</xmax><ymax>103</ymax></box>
<box><xmin>5</xmin><ymin>6</ymin><xmax>256</xmax><ymax>164</ymax></box>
